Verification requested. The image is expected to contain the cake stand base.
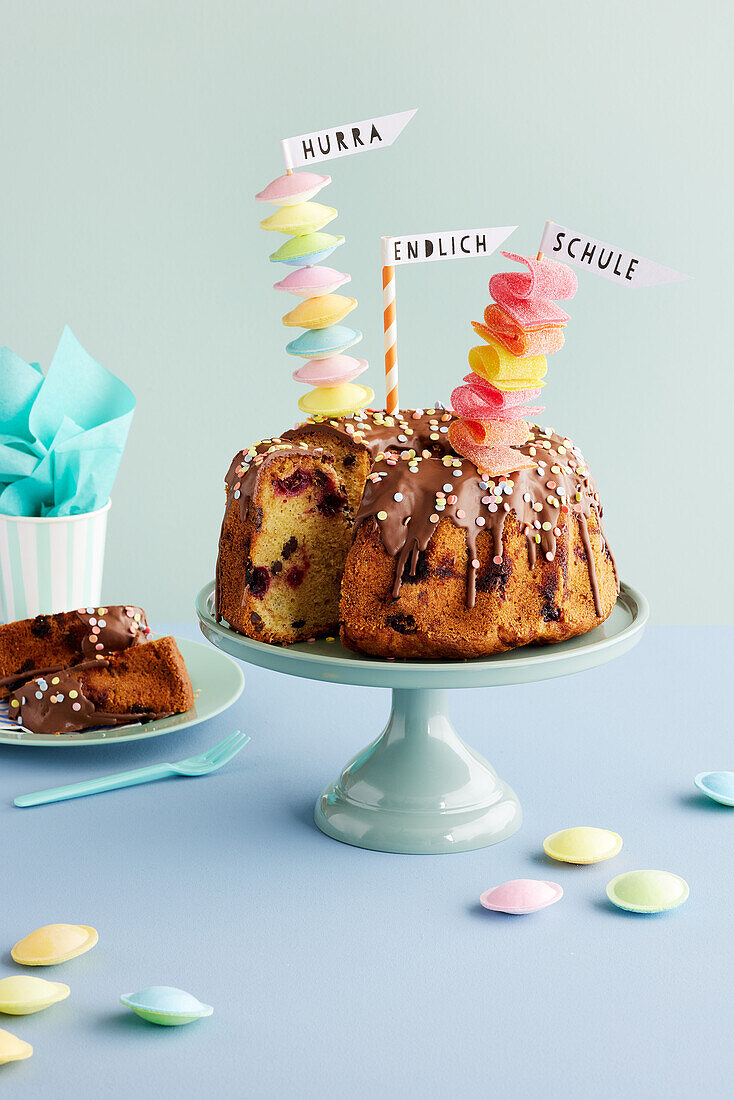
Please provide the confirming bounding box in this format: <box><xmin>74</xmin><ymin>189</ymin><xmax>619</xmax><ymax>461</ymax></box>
<box><xmin>196</xmin><ymin>580</ymin><xmax>648</xmax><ymax>856</ymax></box>
<box><xmin>314</xmin><ymin>687</ymin><xmax>520</xmax><ymax>854</ymax></box>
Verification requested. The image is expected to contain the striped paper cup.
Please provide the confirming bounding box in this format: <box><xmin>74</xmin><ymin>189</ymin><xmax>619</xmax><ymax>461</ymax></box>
<box><xmin>0</xmin><ymin>500</ymin><xmax>111</xmax><ymax>623</ymax></box>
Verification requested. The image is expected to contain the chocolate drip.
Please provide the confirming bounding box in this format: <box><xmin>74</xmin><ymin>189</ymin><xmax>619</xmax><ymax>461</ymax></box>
<box><xmin>0</xmin><ymin>662</ymin><xmax>68</xmax><ymax>690</ymax></box>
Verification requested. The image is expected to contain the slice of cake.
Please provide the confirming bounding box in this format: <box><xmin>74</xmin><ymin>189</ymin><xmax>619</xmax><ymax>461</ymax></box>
<box><xmin>215</xmin><ymin>438</ymin><xmax>353</xmax><ymax>644</ymax></box>
<box><xmin>8</xmin><ymin>636</ymin><xmax>194</xmax><ymax>735</ymax></box>
<box><xmin>0</xmin><ymin>606</ymin><xmax>150</xmax><ymax>699</ymax></box>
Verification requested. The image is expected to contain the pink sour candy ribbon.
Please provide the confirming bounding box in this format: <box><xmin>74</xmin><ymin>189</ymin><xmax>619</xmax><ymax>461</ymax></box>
<box><xmin>448</xmin><ymin>420</ymin><xmax>536</xmax><ymax>476</ymax></box>
<box><xmin>484</xmin><ymin>296</ymin><xmax>569</xmax><ymax>328</ymax></box>
<box><xmin>451</xmin><ymin>384</ymin><xmax>544</xmax><ymax>422</ymax></box>
<box><xmin>456</xmin><ymin>418</ymin><xmax>531</xmax><ymax>448</ymax></box>
<box><xmin>490</xmin><ymin>251</ymin><xmax>577</xmax><ymax>302</ymax></box>
<box><xmin>473</xmin><ymin>313</ymin><xmax>565</xmax><ymax>358</ymax></box>
<box><xmin>461</xmin><ymin>374</ymin><xmax>543</xmax><ymax>406</ymax></box>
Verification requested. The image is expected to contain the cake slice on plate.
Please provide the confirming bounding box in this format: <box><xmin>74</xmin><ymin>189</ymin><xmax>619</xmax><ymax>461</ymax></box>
<box><xmin>0</xmin><ymin>606</ymin><xmax>150</xmax><ymax>699</ymax></box>
<box><xmin>8</xmin><ymin>636</ymin><xmax>194</xmax><ymax>735</ymax></box>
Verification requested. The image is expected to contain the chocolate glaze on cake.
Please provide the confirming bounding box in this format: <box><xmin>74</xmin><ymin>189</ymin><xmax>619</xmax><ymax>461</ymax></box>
<box><xmin>288</xmin><ymin>408</ymin><xmax>618</xmax><ymax>614</ymax></box>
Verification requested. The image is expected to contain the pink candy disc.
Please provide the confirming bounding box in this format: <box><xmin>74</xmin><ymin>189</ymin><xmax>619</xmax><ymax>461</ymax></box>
<box><xmin>451</xmin><ymin>384</ymin><xmax>544</xmax><ymax>421</ymax></box>
<box><xmin>255</xmin><ymin>171</ymin><xmax>331</xmax><ymax>206</ymax></box>
<box><xmin>274</xmin><ymin>266</ymin><xmax>351</xmax><ymax>298</ymax></box>
<box><xmin>292</xmin><ymin>356</ymin><xmax>368</xmax><ymax>387</ymax></box>
<box><xmin>480</xmin><ymin>879</ymin><xmax>563</xmax><ymax>915</ymax></box>
<box><xmin>490</xmin><ymin>251</ymin><xmax>577</xmax><ymax>301</ymax></box>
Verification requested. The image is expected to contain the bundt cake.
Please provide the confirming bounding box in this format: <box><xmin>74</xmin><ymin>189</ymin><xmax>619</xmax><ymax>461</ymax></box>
<box><xmin>214</xmin><ymin>408</ymin><xmax>618</xmax><ymax>657</ymax></box>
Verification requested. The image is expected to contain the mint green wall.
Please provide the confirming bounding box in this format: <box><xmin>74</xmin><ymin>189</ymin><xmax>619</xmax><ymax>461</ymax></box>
<box><xmin>1</xmin><ymin>1</ymin><xmax>730</xmax><ymax>622</ymax></box>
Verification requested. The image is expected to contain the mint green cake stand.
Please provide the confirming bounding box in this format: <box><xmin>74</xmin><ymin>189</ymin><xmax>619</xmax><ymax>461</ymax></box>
<box><xmin>196</xmin><ymin>581</ymin><xmax>648</xmax><ymax>855</ymax></box>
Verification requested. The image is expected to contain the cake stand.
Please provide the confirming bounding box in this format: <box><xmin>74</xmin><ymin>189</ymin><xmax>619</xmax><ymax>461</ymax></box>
<box><xmin>196</xmin><ymin>581</ymin><xmax>648</xmax><ymax>854</ymax></box>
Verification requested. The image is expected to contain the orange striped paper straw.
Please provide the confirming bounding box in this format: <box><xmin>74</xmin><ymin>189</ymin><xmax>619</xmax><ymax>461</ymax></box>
<box><xmin>382</xmin><ymin>251</ymin><xmax>398</xmax><ymax>414</ymax></box>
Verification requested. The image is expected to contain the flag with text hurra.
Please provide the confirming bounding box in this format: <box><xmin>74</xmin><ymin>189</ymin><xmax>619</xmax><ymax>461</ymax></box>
<box><xmin>539</xmin><ymin>221</ymin><xmax>690</xmax><ymax>288</ymax></box>
<box><xmin>281</xmin><ymin>110</ymin><xmax>417</xmax><ymax>169</ymax></box>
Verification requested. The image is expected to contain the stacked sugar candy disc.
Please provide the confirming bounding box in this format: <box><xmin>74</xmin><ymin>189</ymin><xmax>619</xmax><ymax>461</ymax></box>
<box><xmin>449</xmin><ymin>252</ymin><xmax>576</xmax><ymax>476</ymax></box>
<box><xmin>256</xmin><ymin>170</ymin><xmax>374</xmax><ymax>417</ymax></box>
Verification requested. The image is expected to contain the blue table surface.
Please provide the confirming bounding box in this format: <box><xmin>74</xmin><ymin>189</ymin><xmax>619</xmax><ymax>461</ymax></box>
<box><xmin>1</xmin><ymin>623</ymin><xmax>731</xmax><ymax>1099</ymax></box>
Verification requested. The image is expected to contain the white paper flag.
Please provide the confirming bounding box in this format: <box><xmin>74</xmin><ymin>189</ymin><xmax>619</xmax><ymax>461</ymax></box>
<box><xmin>538</xmin><ymin>221</ymin><xmax>690</xmax><ymax>288</ymax></box>
<box><xmin>382</xmin><ymin>226</ymin><xmax>517</xmax><ymax>266</ymax></box>
<box><xmin>281</xmin><ymin>110</ymin><xmax>417</xmax><ymax>169</ymax></box>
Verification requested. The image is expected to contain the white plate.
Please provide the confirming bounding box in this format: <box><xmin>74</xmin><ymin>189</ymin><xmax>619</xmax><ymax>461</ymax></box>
<box><xmin>0</xmin><ymin>636</ymin><xmax>244</xmax><ymax>747</ymax></box>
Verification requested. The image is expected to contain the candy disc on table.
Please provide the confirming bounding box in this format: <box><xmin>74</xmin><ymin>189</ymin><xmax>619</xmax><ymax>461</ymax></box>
<box><xmin>694</xmin><ymin>771</ymin><xmax>734</xmax><ymax>807</ymax></box>
<box><xmin>0</xmin><ymin>1028</ymin><xmax>33</xmax><ymax>1065</ymax></box>
<box><xmin>269</xmin><ymin>232</ymin><xmax>345</xmax><ymax>267</ymax></box>
<box><xmin>255</xmin><ymin>171</ymin><xmax>331</xmax><ymax>206</ymax></box>
<box><xmin>543</xmin><ymin>827</ymin><xmax>623</xmax><ymax>865</ymax></box>
<box><xmin>11</xmin><ymin>924</ymin><xmax>98</xmax><ymax>966</ymax></box>
<box><xmin>0</xmin><ymin>975</ymin><xmax>70</xmax><ymax>1015</ymax></box>
<box><xmin>282</xmin><ymin>294</ymin><xmax>357</xmax><ymax>330</ymax></box>
<box><xmin>120</xmin><ymin>987</ymin><xmax>213</xmax><ymax>1027</ymax></box>
<box><xmin>293</xmin><ymin>356</ymin><xmax>368</xmax><ymax>386</ymax></box>
<box><xmin>260</xmin><ymin>201</ymin><xmax>338</xmax><ymax>235</ymax></box>
<box><xmin>298</xmin><ymin>384</ymin><xmax>374</xmax><ymax>417</ymax></box>
<box><xmin>480</xmin><ymin>879</ymin><xmax>563</xmax><ymax>915</ymax></box>
<box><xmin>286</xmin><ymin>325</ymin><xmax>362</xmax><ymax>360</ymax></box>
<box><xmin>606</xmin><ymin>870</ymin><xmax>689</xmax><ymax>914</ymax></box>
<box><xmin>274</xmin><ymin>266</ymin><xmax>351</xmax><ymax>298</ymax></box>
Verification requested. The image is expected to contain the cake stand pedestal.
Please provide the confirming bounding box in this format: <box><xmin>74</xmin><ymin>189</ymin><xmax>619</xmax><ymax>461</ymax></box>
<box><xmin>195</xmin><ymin>581</ymin><xmax>647</xmax><ymax>855</ymax></box>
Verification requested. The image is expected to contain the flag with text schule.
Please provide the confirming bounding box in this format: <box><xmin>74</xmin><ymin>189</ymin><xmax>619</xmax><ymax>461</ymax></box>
<box><xmin>539</xmin><ymin>221</ymin><xmax>690</xmax><ymax>288</ymax></box>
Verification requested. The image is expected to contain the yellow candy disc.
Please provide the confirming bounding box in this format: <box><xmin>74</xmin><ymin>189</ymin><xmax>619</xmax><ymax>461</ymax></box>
<box><xmin>260</xmin><ymin>201</ymin><xmax>338</xmax><ymax>235</ymax></box>
<box><xmin>298</xmin><ymin>384</ymin><xmax>374</xmax><ymax>417</ymax></box>
<box><xmin>282</xmin><ymin>294</ymin><xmax>357</xmax><ymax>330</ymax></box>
<box><xmin>468</xmin><ymin>338</ymin><xmax>547</xmax><ymax>391</ymax></box>
<box><xmin>0</xmin><ymin>1028</ymin><xmax>33</xmax><ymax>1065</ymax></box>
<box><xmin>11</xmin><ymin>924</ymin><xmax>98</xmax><ymax>967</ymax></box>
<box><xmin>0</xmin><ymin>975</ymin><xmax>70</xmax><ymax>1015</ymax></box>
<box><xmin>543</xmin><ymin>826</ymin><xmax>623</xmax><ymax>865</ymax></box>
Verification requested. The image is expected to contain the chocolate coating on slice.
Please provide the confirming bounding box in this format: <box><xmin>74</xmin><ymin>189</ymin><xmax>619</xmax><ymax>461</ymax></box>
<box><xmin>0</xmin><ymin>605</ymin><xmax>150</xmax><ymax>691</ymax></box>
<box><xmin>9</xmin><ymin>665</ymin><xmax>160</xmax><ymax>735</ymax></box>
<box><xmin>78</xmin><ymin>605</ymin><xmax>150</xmax><ymax>660</ymax></box>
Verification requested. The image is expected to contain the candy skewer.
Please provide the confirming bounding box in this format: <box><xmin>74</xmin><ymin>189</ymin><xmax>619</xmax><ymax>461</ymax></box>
<box><xmin>536</xmin><ymin>220</ymin><xmax>551</xmax><ymax>262</ymax></box>
<box><xmin>257</xmin><ymin>161</ymin><xmax>373</xmax><ymax>418</ymax></box>
<box><xmin>382</xmin><ymin>240</ymin><xmax>398</xmax><ymax>414</ymax></box>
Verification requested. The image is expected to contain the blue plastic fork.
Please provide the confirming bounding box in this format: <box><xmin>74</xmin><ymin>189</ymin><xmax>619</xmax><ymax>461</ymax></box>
<box><xmin>14</xmin><ymin>730</ymin><xmax>250</xmax><ymax>808</ymax></box>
